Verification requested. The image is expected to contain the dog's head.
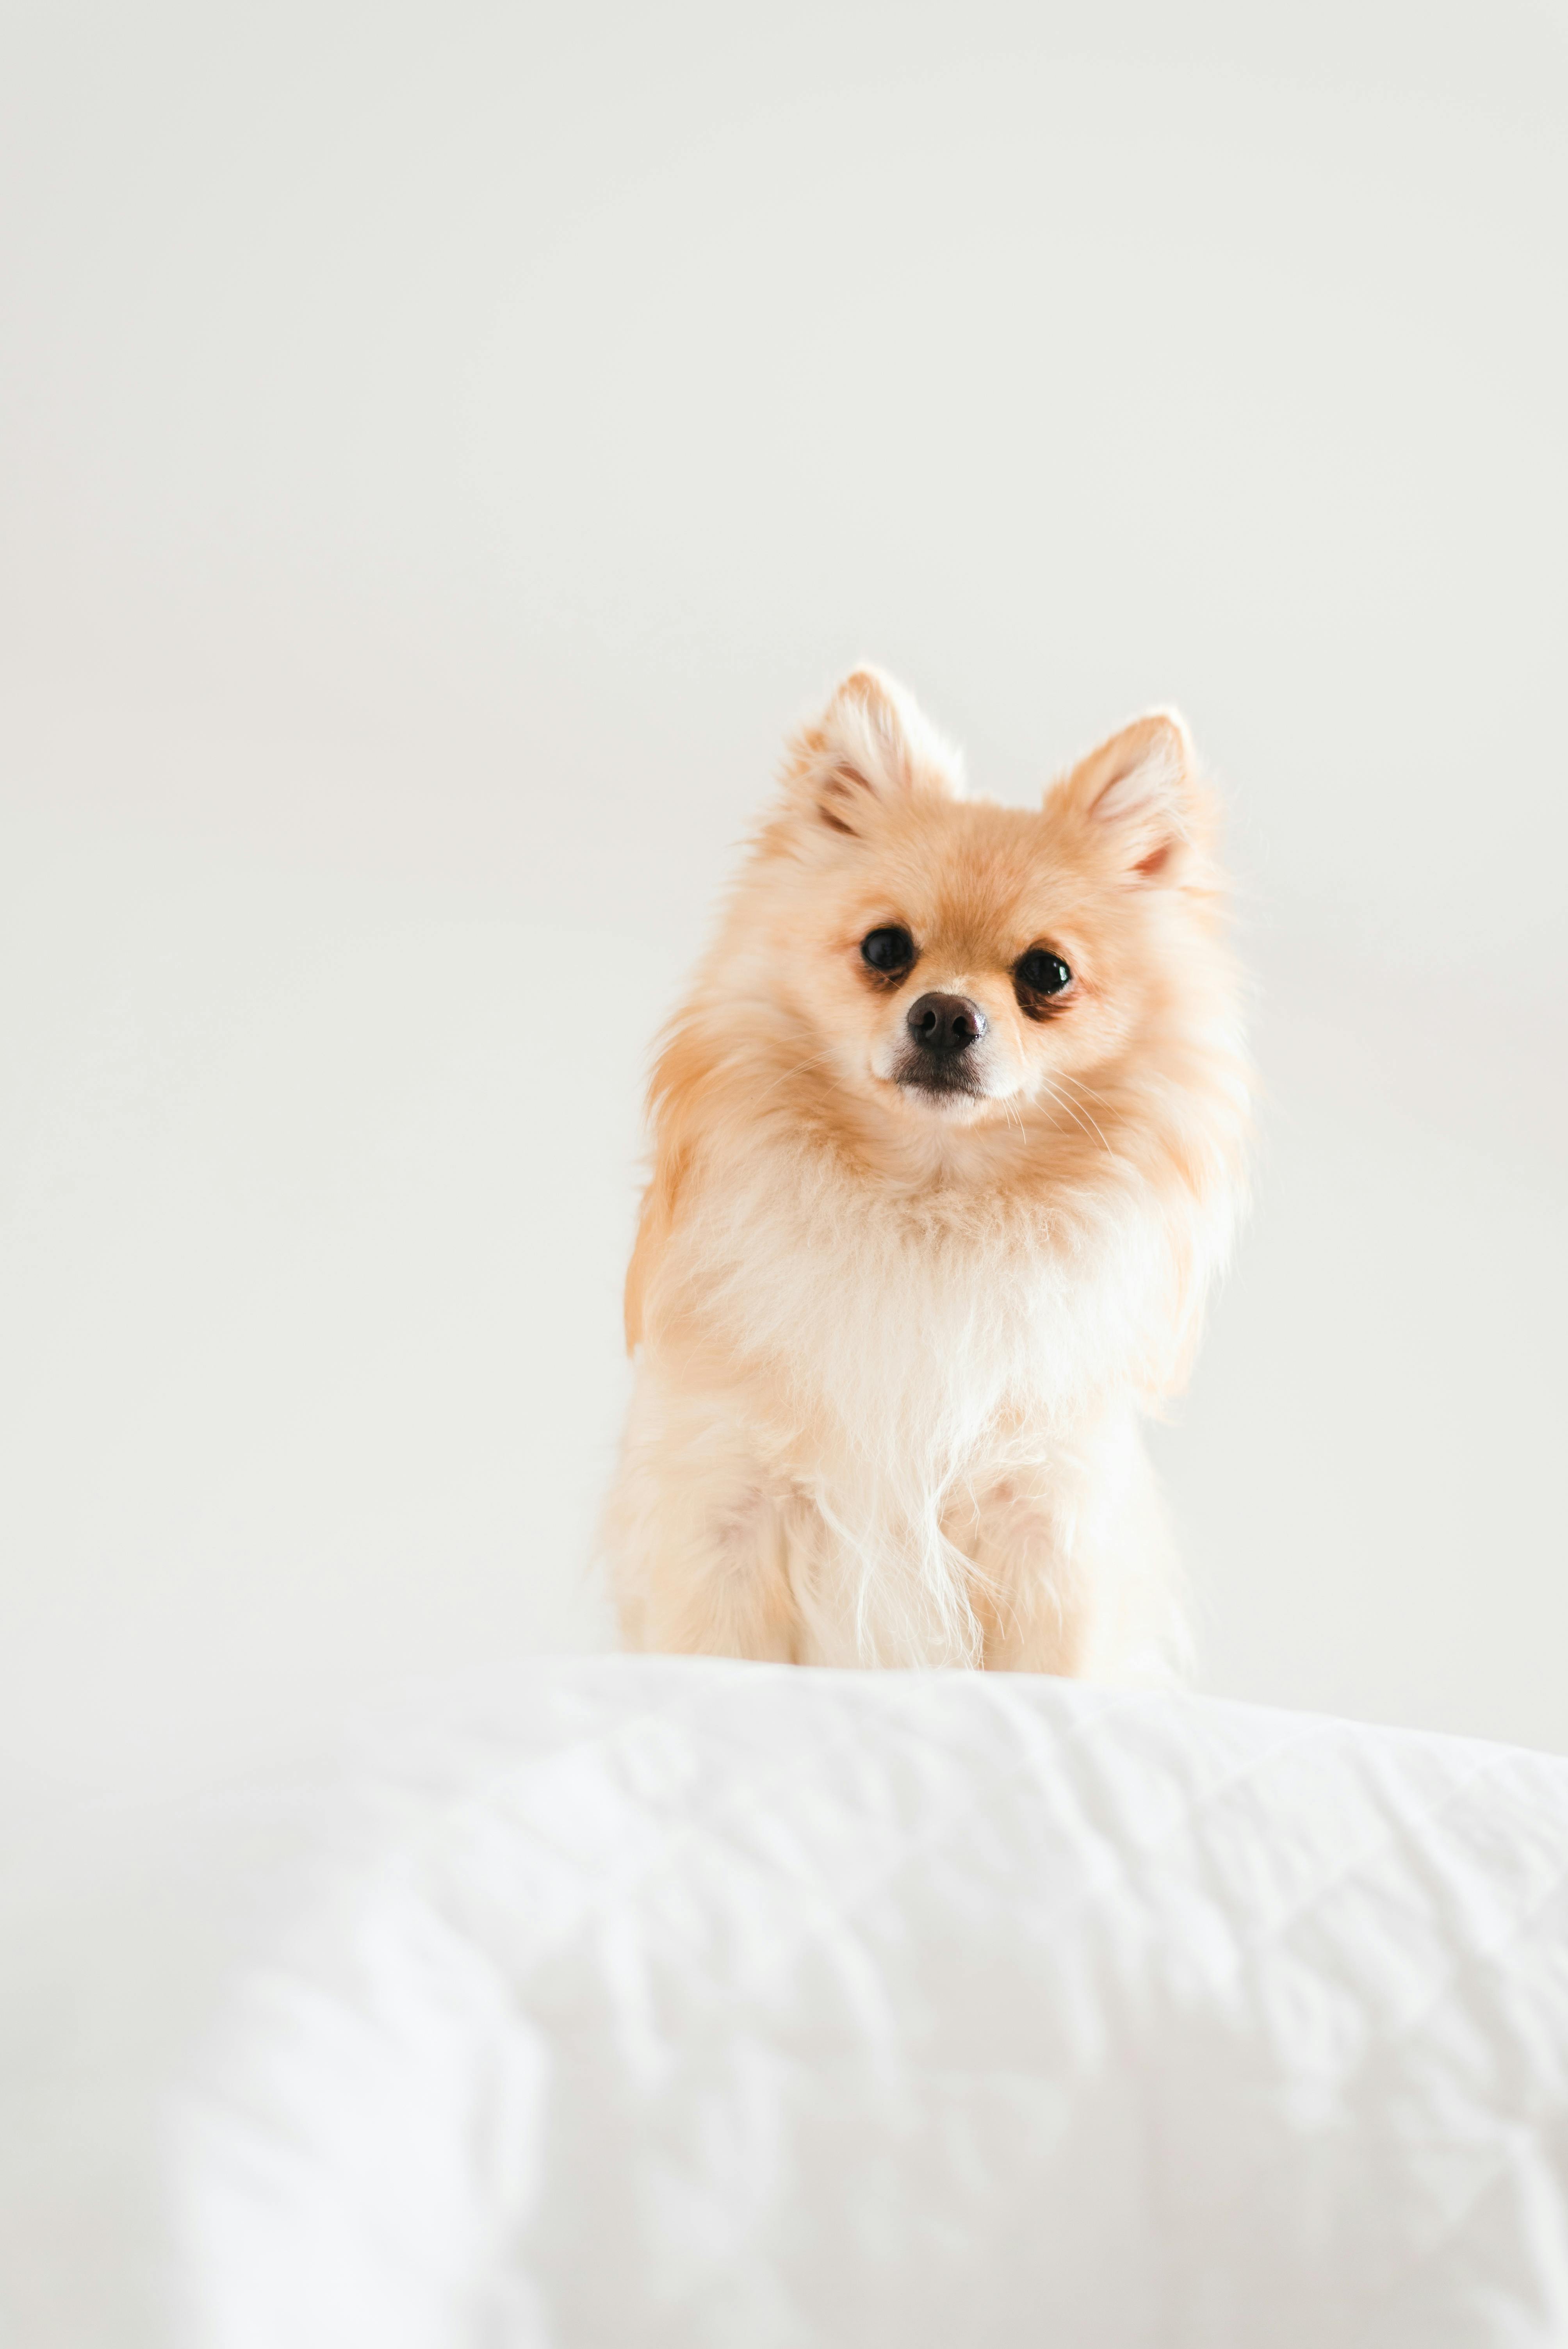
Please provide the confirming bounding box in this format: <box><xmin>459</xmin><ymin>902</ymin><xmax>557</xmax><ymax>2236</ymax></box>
<box><xmin>733</xmin><ymin>667</ymin><xmax>1223</xmax><ymax>1137</ymax></box>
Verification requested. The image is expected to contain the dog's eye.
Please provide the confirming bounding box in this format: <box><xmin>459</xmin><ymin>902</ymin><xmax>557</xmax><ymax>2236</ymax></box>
<box><xmin>861</xmin><ymin>926</ymin><xmax>916</xmax><ymax>976</ymax></box>
<box><xmin>1014</xmin><ymin>948</ymin><xmax>1073</xmax><ymax>1005</ymax></box>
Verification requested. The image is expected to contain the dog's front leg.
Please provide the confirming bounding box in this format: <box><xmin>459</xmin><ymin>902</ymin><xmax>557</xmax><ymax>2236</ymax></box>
<box><xmin>960</xmin><ymin>1477</ymin><xmax>1092</xmax><ymax>1676</ymax></box>
<box><xmin>964</xmin><ymin>1419</ymin><xmax>1183</xmax><ymax>1681</ymax></box>
<box><xmin>607</xmin><ymin>1391</ymin><xmax>803</xmax><ymax>1662</ymax></box>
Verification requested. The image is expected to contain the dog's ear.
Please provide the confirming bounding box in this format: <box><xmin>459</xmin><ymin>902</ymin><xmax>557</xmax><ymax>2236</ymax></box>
<box><xmin>1054</xmin><ymin>709</ymin><xmax>1201</xmax><ymax>880</ymax></box>
<box><xmin>784</xmin><ymin>666</ymin><xmax>962</xmax><ymax>838</ymax></box>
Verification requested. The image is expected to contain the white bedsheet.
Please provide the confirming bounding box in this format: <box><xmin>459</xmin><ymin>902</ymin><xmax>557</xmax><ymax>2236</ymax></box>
<box><xmin>160</xmin><ymin>1656</ymin><xmax>1568</xmax><ymax>2347</ymax></box>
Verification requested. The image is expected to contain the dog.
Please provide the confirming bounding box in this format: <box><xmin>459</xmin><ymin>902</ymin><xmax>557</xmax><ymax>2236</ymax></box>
<box><xmin>605</xmin><ymin>667</ymin><xmax>1249</xmax><ymax>1677</ymax></box>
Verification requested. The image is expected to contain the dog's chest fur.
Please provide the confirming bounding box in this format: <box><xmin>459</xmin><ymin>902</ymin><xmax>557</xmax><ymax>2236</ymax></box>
<box><xmin>676</xmin><ymin>1137</ymin><xmax>1150</xmax><ymax>1481</ymax></box>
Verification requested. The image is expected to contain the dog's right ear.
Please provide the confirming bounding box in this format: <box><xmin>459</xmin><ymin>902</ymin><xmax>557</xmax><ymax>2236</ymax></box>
<box><xmin>782</xmin><ymin>666</ymin><xmax>962</xmax><ymax>839</ymax></box>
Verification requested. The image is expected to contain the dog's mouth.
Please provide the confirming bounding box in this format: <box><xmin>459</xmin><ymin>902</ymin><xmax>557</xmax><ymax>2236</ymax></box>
<box><xmin>892</xmin><ymin>1053</ymin><xmax>987</xmax><ymax>1103</ymax></box>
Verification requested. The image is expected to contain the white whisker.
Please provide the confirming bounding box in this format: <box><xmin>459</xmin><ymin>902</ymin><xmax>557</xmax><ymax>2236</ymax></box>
<box><xmin>1035</xmin><ymin>1076</ymin><xmax>1112</xmax><ymax>1156</ymax></box>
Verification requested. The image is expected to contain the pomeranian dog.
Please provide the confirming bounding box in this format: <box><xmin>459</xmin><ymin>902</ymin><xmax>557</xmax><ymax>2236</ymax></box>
<box><xmin>606</xmin><ymin>668</ymin><xmax>1249</xmax><ymax>1678</ymax></box>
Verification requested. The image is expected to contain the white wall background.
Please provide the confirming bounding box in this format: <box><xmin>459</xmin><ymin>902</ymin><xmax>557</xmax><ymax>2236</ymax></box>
<box><xmin>2</xmin><ymin>0</ymin><xmax>1565</xmax><ymax>1821</ymax></box>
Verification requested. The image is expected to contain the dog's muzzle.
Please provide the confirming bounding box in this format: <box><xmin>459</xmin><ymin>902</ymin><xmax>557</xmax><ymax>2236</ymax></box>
<box><xmin>896</xmin><ymin>993</ymin><xmax>988</xmax><ymax>1095</ymax></box>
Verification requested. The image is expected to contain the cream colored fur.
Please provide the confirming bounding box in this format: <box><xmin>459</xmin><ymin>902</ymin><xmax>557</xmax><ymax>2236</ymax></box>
<box><xmin>606</xmin><ymin>668</ymin><xmax>1250</xmax><ymax>1677</ymax></box>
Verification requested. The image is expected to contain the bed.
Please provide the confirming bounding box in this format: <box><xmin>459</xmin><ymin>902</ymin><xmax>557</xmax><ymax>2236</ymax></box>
<box><xmin>152</xmin><ymin>1655</ymin><xmax>1568</xmax><ymax>2346</ymax></box>
<box><xmin>9</xmin><ymin>1655</ymin><xmax>1568</xmax><ymax>2345</ymax></box>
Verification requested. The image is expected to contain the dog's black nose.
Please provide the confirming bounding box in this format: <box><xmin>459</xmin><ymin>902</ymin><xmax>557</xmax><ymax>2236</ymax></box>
<box><xmin>906</xmin><ymin>992</ymin><xmax>987</xmax><ymax>1055</ymax></box>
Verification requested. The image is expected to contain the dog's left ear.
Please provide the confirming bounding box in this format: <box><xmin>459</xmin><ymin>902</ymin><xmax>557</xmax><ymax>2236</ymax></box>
<box><xmin>1055</xmin><ymin>709</ymin><xmax>1200</xmax><ymax>880</ymax></box>
<box><xmin>785</xmin><ymin>666</ymin><xmax>962</xmax><ymax>839</ymax></box>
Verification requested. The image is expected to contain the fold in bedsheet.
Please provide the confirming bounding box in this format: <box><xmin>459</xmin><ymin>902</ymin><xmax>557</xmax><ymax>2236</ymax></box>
<box><xmin>170</xmin><ymin>1657</ymin><xmax>1568</xmax><ymax>2349</ymax></box>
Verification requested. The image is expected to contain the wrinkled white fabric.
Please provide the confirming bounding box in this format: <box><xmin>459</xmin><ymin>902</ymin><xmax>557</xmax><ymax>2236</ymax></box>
<box><xmin>173</xmin><ymin>1657</ymin><xmax>1568</xmax><ymax>2348</ymax></box>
